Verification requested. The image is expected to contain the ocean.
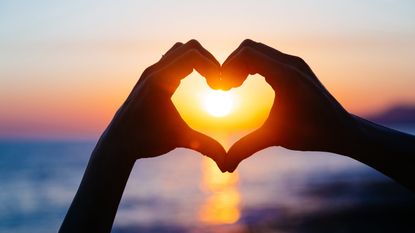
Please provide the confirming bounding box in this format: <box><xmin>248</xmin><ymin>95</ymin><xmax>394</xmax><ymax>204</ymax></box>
<box><xmin>0</xmin><ymin>126</ymin><xmax>414</xmax><ymax>233</ymax></box>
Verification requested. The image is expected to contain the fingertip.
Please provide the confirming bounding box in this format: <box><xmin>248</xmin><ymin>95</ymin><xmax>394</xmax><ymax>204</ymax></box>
<box><xmin>227</xmin><ymin>163</ymin><xmax>238</xmax><ymax>173</ymax></box>
<box><xmin>225</xmin><ymin>128</ymin><xmax>273</xmax><ymax>173</ymax></box>
<box><xmin>207</xmin><ymin>154</ymin><xmax>227</xmax><ymax>173</ymax></box>
<box><xmin>219</xmin><ymin>165</ymin><xmax>227</xmax><ymax>173</ymax></box>
<box><xmin>225</xmin><ymin>149</ymin><xmax>240</xmax><ymax>173</ymax></box>
<box><xmin>218</xmin><ymin>86</ymin><xmax>232</xmax><ymax>91</ymax></box>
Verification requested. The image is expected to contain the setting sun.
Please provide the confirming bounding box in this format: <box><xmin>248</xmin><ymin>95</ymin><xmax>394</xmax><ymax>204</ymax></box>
<box><xmin>171</xmin><ymin>73</ymin><xmax>275</xmax><ymax>149</ymax></box>
<box><xmin>203</xmin><ymin>90</ymin><xmax>234</xmax><ymax>117</ymax></box>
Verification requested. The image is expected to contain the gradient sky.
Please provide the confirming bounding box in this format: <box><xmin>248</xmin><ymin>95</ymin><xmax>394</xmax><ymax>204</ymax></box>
<box><xmin>1</xmin><ymin>0</ymin><xmax>414</xmax><ymax>139</ymax></box>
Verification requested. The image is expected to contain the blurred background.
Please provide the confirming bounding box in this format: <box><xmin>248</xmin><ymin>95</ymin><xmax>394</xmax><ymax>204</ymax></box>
<box><xmin>1</xmin><ymin>1</ymin><xmax>415</xmax><ymax>232</ymax></box>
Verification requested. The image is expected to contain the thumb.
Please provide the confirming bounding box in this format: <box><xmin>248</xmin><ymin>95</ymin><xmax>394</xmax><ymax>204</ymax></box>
<box><xmin>226</xmin><ymin>128</ymin><xmax>275</xmax><ymax>172</ymax></box>
<box><xmin>181</xmin><ymin>129</ymin><xmax>227</xmax><ymax>172</ymax></box>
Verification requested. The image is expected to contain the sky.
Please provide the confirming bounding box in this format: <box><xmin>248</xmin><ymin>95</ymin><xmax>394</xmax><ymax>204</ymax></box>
<box><xmin>0</xmin><ymin>0</ymin><xmax>415</xmax><ymax>139</ymax></box>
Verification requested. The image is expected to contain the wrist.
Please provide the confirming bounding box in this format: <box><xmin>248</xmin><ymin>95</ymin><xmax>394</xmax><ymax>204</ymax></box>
<box><xmin>94</xmin><ymin>128</ymin><xmax>138</xmax><ymax>166</ymax></box>
<box><xmin>340</xmin><ymin>114</ymin><xmax>408</xmax><ymax>161</ymax></box>
<box><xmin>331</xmin><ymin>114</ymin><xmax>372</xmax><ymax>159</ymax></box>
<box><xmin>97</xmin><ymin>113</ymin><xmax>145</xmax><ymax>160</ymax></box>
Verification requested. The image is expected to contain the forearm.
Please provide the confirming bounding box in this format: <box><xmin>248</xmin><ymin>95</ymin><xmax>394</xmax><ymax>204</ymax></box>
<box><xmin>59</xmin><ymin>135</ymin><xmax>135</xmax><ymax>233</ymax></box>
<box><xmin>346</xmin><ymin>115</ymin><xmax>415</xmax><ymax>191</ymax></box>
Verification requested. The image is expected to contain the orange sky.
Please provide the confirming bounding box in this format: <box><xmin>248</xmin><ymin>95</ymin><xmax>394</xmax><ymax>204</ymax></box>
<box><xmin>0</xmin><ymin>1</ymin><xmax>414</xmax><ymax>139</ymax></box>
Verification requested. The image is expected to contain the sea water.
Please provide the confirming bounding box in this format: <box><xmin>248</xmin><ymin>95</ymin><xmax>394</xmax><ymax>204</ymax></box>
<box><xmin>0</xmin><ymin>126</ymin><xmax>414</xmax><ymax>233</ymax></box>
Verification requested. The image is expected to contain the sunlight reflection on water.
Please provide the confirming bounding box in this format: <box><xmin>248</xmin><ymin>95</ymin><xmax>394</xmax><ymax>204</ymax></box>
<box><xmin>199</xmin><ymin>158</ymin><xmax>240</xmax><ymax>224</ymax></box>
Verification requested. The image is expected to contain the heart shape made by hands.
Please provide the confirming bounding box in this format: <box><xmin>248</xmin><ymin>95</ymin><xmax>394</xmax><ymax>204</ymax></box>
<box><xmin>172</xmin><ymin>72</ymin><xmax>275</xmax><ymax>150</ymax></box>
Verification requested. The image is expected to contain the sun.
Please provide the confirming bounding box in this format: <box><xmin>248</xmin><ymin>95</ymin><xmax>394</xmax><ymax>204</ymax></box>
<box><xmin>203</xmin><ymin>90</ymin><xmax>234</xmax><ymax>117</ymax></box>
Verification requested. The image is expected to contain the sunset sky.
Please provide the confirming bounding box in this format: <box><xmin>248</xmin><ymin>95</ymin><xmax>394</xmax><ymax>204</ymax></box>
<box><xmin>1</xmin><ymin>0</ymin><xmax>414</xmax><ymax>139</ymax></box>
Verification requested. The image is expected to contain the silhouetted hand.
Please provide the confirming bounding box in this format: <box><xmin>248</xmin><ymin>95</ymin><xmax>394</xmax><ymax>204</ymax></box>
<box><xmin>221</xmin><ymin>40</ymin><xmax>415</xmax><ymax>192</ymax></box>
<box><xmin>221</xmin><ymin>39</ymin><xmax>365</xmax><ymax>172</ymax></box>
<box><xmin>60</xmin><ymin>40</ymin><xmax>227</xmax><ymax>233</ymax></box>
<box><xmin>102</xmin><ymin>40</ymin><xmax>226</xmax><ymax>169</ymax></box>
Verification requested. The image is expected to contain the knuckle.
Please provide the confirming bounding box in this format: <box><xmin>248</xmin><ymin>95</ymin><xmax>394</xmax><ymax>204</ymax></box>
<box><xmin>291</xmin><ymin>55</ymin><xmax>306</xmax><ymax>64</ymax></box>
<box><xmin>142</xmin><ymin>66</ymin><xmax>153</xmax><ymax>76</ymax></box>
<box><xmin>143</xmin><ymin>65</ymin><xmax>152</xmax><ymax>72</ymax></box>
<box><xmin>241</xmin><ymin>38</ymin><xmax>256</xmax><ymax>48</ymax></box>
<box><xmin>174</xmin><ymin>42</ymin><xmax>183</xmax><ymax>47</ymax></box>
<box><xmin>187</xmin><ymin>39</ymin><xmax>202</xmax><ymax>48</ymax></box>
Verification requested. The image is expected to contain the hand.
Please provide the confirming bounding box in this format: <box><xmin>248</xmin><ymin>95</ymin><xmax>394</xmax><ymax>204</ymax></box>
<box><xmin>60</xmin><ymin>40</ymin><xmax>228</xmax><ymax>233</ymax></box>
<box><xmin>221</xmin><ymin>39</ymin><xmax>361</xmax><ymax>172</ymax></box>
<box><xmin>101</xmin><ymin>40</ymin><xmax>226</xmax><ymax>170</ymax></box>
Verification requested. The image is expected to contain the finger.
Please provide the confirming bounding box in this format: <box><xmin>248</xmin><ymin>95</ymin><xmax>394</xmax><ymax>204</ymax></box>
<box><xmin>138</xmin><ymin>42</ymin><xmax>184</xmax><ymax>84</ymax></box>
<box><xmin>151</xmin><ymin>40</ymin><xmax>221</xmax><ymax>88</ymax></box>
<box><xmin>168</xmin><ymin>40</ymin><xmax>221</xmax><ymax>88</ymax></box>
<box><xmin>226</xmin><ymin>128</ymin><xmax>275</xmax><ymax>172</ymax></box>
<box><xmin>222</xmin><ymin>39</ymin><xmax>322</xmax><ymax>91</ymax></box>
<box><xmin>221</xmin><ymin>44</ymin><xmax>295</xmax><ymax>90</ymax></box>
<box><xmin>140</xmin><ymin>39</ymin><xmax>220</xmax><ymax>85</ymax></box>
<box><xmin>243</xmin><ymin>40</ymin><xmax>321</xmax><ymax>84</ymax></box>
<box><xmin>224</xmin><ymin>39</ymin><xmax>310</xmax><ymax>74</ymax></box>
<box><xmin>145</xmin><ymin>42</ymin><xmax>184</xmax><ymax>76</ymax></box>
<box><xmin>164</xmin><ymin>42</ymin><xmax>184</xmax><ymax>57</ymax></box>
<box><xmin>222</xmin><ymin>39</ymin><xmax>253</xmax><ymax>68</ymax></box>
<box><xmin>154</xmin><ymin>48</ymin><xmax>221</xmax><ymax>95</ymax></box>
<box><xmin>181</xmin><ymin>129</ymin><xmax>227</xmax><ymax>172</ymax></box>
<box><xmin>125</xmin><ymin>42</ymin><xmax>184</xmax><ymax>105</ymax></box>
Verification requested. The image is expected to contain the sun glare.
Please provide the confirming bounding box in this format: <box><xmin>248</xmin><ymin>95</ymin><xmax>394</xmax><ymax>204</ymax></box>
<box><xmin>203</xmin><ymin>90</ymin><xmax>234</xmax><ymax>117</ymax></box>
